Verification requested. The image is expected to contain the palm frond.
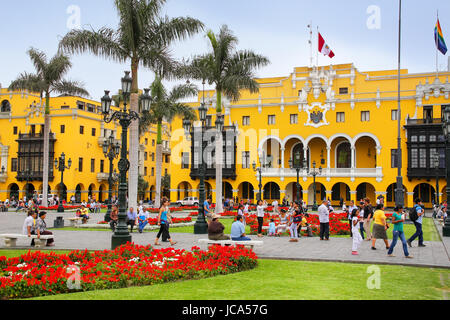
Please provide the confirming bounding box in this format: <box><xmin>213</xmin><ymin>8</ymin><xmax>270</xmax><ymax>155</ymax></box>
<box><xmin>9</xmin><ymin>72</ymin><xmax>46</xmax><ymax>94</ymax></box>
<box><xmin>58</xmin><ymin>27</ymin><xmax>127</xmax><ymax>62</ymax></box>
<box><xmin>27</xmin><ymin>48</ymin><xmax>48</xmax><ymax>75</ymax></box>
<box><xmin>52</xmin><ymin>80</ymin><xmax>89</xmax><ymax>97</ymax></box>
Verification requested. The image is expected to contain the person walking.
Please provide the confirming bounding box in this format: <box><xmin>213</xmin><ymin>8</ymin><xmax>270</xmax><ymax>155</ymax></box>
<box><xmin>289</xmin><ymin>204</ymin><xmax>302</xmax><ymax>242</ymax></box>
<box><xmin>348</xmin><ymin>200</ymin><xmax>357</xmax><ymax>238</ymax></box>
<box><xmin>371</xmin><ymin>204</ymin><xmax>390</xmax><ymax>250</ymax></box>
<box><xmin>208</xmin><ymin>214</ymin><xmax>230</xmax><ymax>240</ymax></box>
<box><xmin>388</xmin><ymin>206</ymin><xmax>413</xmax><ymax>258</ymax></box>
<box><xmin>318</xmin><ymin>200</ymin><xmax>330</xmax><ymax>240</ymax></box>
<box><xmin>127</xmin><ymin>207</ymin><xmax>137</xmax><ymax>233</ymax></box>
<box><xmin>407</xmin><ymin>198</ymin><xmax>426</xmax><ymax>248</ymax></box>
<box><xmin>154</xmin><ymin>198</ymin><xmax>177</xmax><ymax>246</ymax></box>
<box><xmin>256</xmin><ymin>200</ymin><xmax>267</xmax><ymax>237</ymax></box>
<box><xmin>351</xmin><ymin>208</ymin><xmax>363</xmax><ymax>255</ymax></box>
<box><xmin>363</xmin><ymin>198</ymin><xmax>373</xmax><ymax>241</ymax></box>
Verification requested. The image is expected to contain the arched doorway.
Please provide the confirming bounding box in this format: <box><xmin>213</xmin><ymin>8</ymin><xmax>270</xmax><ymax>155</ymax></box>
<box><xmin>386</xmin><ymin>183</ymin><xmax>408</xmax><ymax>208</ymax></box>
<box><xmin>57</xmin><ymin>183</ymin><xmax>67</xmax><ymax>202</ymax></box>
<box><xmin>8</xmin><ymin>183</ymin><xmax>19</xmax><ymax>201</ymax></box>
<box><xmin>331</xmin><ymin>182</ymin><xmax>350</xmax><ymax>205</ymax></box>
<box><xmin>238</xmin><ymin>182</ymin><xmax>254</xmax><ymax>202</ymax></box>
<box><xmin>263</xmin><ymin>182</ymin><xmax>280</xmax><ymax>201</ymax></box>
<box><xmin>286</xmin><ymin>182</ymin><xmax>303</xmax><ymax>202</ymax></box>
<box><xmin>442</xmin><ymin>186</ymin><xmax>447</xmax><ymax>203</ymax></box>
<box><xmin>88</xmin><ymin>184</ymin><xmax>96</xmax><ymax>201</ymax></box>
<box><xmin>223</xmin><ymin>182</ymin><xmax>233</xmax><ymax>200</ymax></box>
<box><xmin>24</xmin><ymin>183</ymin><xmax>35</xmax><ymax>201</ymax></box>
<box><xmin>149</xmin><ymin>186</ymin><xmax>155</xmax><ymax>201</ymax></box>
<box><xmin>98</xmin><ymin>184</ymin><xmax>105</xmax><ymax>203</ymax></box>
<box><xmin>75</xmin><ymin>184</ymin><xmax>83</xmax><ymax>203</ymax></box>
<box><xmin>413</xmin><ymin>183</ymin><xmax>435</xmax><ymax>208</ymax></box>
<box><xmin>356</xmin><ymin>183</ymin><xmax>376</xmax><ymax>204</ymax></box>
<box><xmin>307</xmin><ymin>182</ymin><xmax>326</xmax><ymax>205</ymax></box>
<box><xmin>177</xmin><ymin>181</ymin><xmax>192</xmax><ymax>201</ymax></box>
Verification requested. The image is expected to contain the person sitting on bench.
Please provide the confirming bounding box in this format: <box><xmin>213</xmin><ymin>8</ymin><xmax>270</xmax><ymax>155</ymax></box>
<box><xmin>36</xmin><ymin>211</ymin><xmax>55</xmax><ymax>247</ymax></box>
<box><xmin>79</xmin><ymin>205</ymin><xmax>90</xmax><ymax>224</ymax></box>
<box><xmin>230</xmin><ymin>215</ymin><xmax>251</xmax><ymax>241</ymax></box>
<box><xmin>208</xmin><ymin>214</ymin><xmax>230</xmax><ymax>241</ymax></box>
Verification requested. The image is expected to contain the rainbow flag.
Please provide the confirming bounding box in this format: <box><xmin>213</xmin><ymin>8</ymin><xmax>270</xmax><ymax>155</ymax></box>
<box><xmin>435</xmin><ymin>18</ymin><xmax>447</xmax><ymax>55</ymax></box>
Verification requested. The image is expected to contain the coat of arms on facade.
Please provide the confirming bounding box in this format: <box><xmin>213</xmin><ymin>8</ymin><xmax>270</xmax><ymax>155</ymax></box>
<box><xmin>304</xmin><ymin>103</ymin><xmax>330</xmax><ymax>128</ymax></box>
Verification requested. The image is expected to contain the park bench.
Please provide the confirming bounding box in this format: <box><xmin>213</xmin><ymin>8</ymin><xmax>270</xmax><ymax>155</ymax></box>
<box><xmin>0</xmin><ymin>234</ymin><xmax>54</xmax><ymax>248</ymax></box>
<box><xmin>68</xmin><ymin>217</ymin><xmax>83</xmax><ymax>227</ymax></box>
<box><xmin>198</xmin><ymin>239</ymin><xmax>263</xmax><ymax>250</ymax></box>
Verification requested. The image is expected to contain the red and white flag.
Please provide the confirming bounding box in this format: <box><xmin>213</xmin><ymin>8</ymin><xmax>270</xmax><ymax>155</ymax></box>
<box><xmin>318</xmin><ymin>32</ymin><xmax>335</xmax><ymax>58</ymax></box>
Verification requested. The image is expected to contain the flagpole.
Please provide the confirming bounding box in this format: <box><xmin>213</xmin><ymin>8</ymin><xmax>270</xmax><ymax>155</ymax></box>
<box><xmin>436</xmin><ymin>10</ymin><xmax>439</xmax><ymax>79</ymax></box>
<box><xmin>316</xmin><ymin>26</ymin><xmax>319</xmax><ymax>68</ymax></box>
<box><xmin>308</xmin><ymin>22</ymin><xmax>313</xmax><ymax>68</ymax></box>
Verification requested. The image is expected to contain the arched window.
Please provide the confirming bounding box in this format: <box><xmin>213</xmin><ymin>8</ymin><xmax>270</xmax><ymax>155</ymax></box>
<box><xmin>336</xmin><ymin>142</ymin><xmax>351</xmax><ymax>168</ymax></box>
<box><xmin>1</xmin><ymin>100</ymin><xmax>11</xmax><ymax>112</ymax></box>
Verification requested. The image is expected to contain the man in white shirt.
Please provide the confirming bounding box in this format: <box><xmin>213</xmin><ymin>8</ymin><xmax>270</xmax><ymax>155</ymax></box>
<box><xmin>318</xmin><ymin>200</ymin><xmax>330</xmax><ymax>240</ymax></box>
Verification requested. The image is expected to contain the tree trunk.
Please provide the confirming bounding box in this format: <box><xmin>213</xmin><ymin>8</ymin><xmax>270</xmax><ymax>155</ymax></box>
<box><xmin>42</xmin><ymin>94</ymin><xmax>50</xmax><ymax>207</ymax></box>
<box><xmin>128</xmin><ymin>58</ymin><xmax>139</xmax><ymax>211</ymax></box>
<box><xmin>215</xmin><ymin>89</ymin><xmax>223</xmax><ymax>214</ymax></box>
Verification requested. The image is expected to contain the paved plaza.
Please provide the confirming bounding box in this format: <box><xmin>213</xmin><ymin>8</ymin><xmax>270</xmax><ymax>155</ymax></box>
<box><xmin>0</xmin><ymin>210</ymin><xmax>449</xmax><ymax>269</ymax></box>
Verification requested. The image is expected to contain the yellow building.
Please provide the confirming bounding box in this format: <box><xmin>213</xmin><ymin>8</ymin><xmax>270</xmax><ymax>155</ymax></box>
<box><xmin>0</xmin><ymin>87</ymin><xmax>170</xmax><ymax>204</ymax></box>
<box><xmin>170</xmin><ymin>63</ymin><xmax>450</xmax><ymax>209</ymax></box>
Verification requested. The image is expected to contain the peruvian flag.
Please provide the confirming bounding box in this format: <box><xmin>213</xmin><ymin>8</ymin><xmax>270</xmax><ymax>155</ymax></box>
<box><xmin>318</xmin><ymin>32</ymin><xmax>335</xmax><ymax>58</ymax></box>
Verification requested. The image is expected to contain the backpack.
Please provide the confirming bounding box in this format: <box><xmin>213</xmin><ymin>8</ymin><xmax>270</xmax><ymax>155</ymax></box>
<box><xmin>409</xmin><ymin>206</ymin><xmax>418</xmax><ymax>222</ymax></box>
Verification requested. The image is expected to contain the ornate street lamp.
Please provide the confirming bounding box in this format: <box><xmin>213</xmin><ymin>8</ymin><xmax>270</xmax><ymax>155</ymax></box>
<box><xmin>304</xmin><ymin>160</ymin><xmax>322</xmax><ymax>211</ymax></box>
<box><xmin>103</xmin><ymin>134</ymin><xmax>121</xmax><ymax>222</ymax></box>
<box><xmin>102</xmin><ymin>71</ymin><xmax>151</xmax><ymax>249</ymax></box>
<box><xmin>253</xmin><ymin>154</ymin><xmax>269</xmax><ymax>202</ymax></box>
<box><xmin>442</xmin><ymin>105</ymin><xmax>450</xmax><ymax>236</ymax></box>
<box><xmin>184</xmin><ymin>80</ymin><xmax>209</xmax><ymax>234</ymax></box>
<box><xmin>289</xmin><ymin>149</ymin><xmax>303</xmax><ymax>203</ymax></box>
<box><xmin>433</xmin><ymin>151</ymin><xmax>440</xmax><ymax>208</ymax></box>
<box><xmin>54</xmin><ymin>152</ymin><xmax>72</xmax><ymax>212</ymax></box>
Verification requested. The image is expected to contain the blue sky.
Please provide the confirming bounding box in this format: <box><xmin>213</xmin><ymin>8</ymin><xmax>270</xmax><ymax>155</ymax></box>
<box><xmin>1</xmin><ymin>0</ymin><xmax>449</xmax><ymax>100</ymax></box>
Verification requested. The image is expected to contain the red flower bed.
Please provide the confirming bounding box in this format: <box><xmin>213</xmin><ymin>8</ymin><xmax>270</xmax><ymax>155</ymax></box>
<box><xmin>97</xmin><ymin>217</ymin><xmax>192</xmax><ymax>225</ymax></box>
<box><xmin>0</xmin><ymin>243</ymin><xmax>257</xmax><ymax>299</ymax></box>
<box><xmin>247</xmin><ymin>213</ymin><xmax>351</xmax><ymax>236</ymax></box>
<box><xmin>144</xmin><ymin>207</ymin><xmax>188</xmax><ymax>213</ymax></box>
<box><xmin>38</xmin><ymin>205</ymin><xmax>107</xmax><ymax>211</ymax></box>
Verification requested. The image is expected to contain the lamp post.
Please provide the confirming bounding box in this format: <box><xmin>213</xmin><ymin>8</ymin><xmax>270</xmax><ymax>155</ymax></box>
<box><xmin>442</xmin><ymin>105</ymin><xmax>450</xmax><ymax>236</ymax></box>
<box><xmin>54</xmin><ymin>152</ymin><xmax>72</xmax><ymax>213</ymax></box>
<box><xmin>433</xmin><ymin>151</ymin><xmax>440</xmax><ymax>207</ymax></box>
<box><xmin>304</xmin><ymin>160</ymin><xmax>322</xmax><ymax>211</ymax></box>
<box><xmin>183</xmin><ymin>80</ymin><xmax>209</xmax><ymax>234</ymax></box>
<box><xmin>103</xmin><ymin>134</ymin><xmax>121</xmax><ymax>222</ymax></box>
<box><xmin>289</xmin><ymin>150</ymin><xmax>303</xmax><ymax>203</ymax></box>
<box><xmin>253</xmin><ymin>154</ymin><xmax>268</xmax><ymax>202</ymax></box>
<box><xmin>101</xmin><ymin>71</ymin><xmax>152</xmax><ymax>249</ymax></box>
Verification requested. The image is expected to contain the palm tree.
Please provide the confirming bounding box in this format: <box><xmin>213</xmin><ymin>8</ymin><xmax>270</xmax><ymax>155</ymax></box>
<box><xmin>140</xmin><ymin>75</ymin><xmax>197</xmax><ymax>207</ymax></box>
<box><xmin>9</xmin><ymin>47</ymin><xmax>89</xmax><ymax>206</ymax></box>
<box><xmin>178</xmin><ymin>25</ymin><xmax>270</xmax><ymax>213</ymax></box>
<box><xmin>58</xmin><ymin>0</ymin><xmax>204</xmax><ymax>211</ymax></box>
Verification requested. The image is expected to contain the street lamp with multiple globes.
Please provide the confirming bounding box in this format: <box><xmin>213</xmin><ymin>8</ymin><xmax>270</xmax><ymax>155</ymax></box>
<box><xmin>442</xmin><ymin>105</ymin><xmax>450</xmax><ymax>236</ymax></box>
<box><xmin>103</xmin><ymin>134</ymin><xmax>121</xmax><ymax>222</ymax></box>
<box><xmin>183</xmin><ymin>83</ymin><xmax>209</xmax><ymax>234</ymax></box>
<box><xmin>54</xmin><ymin>152</ymin><xmax>72</xmax><ymax>212</ymax></box>
<box><xmin>289</xmin><ymin>149</ymin><xmax>303</xmax><ymax>203</ymax></box>
<box><xmin>101</xmin><ymin>71</ymin><xmax>152</xmax><ymax>249</ymax></box>
<box><xmin>252</xmin><ymin>154</ymin><xmax>269</xmax><ymax>202</ymax></box>
<box><xmin>304</xmin><ymin>160</ymin><xmax>322</xmax><ymax>211</ymax></box>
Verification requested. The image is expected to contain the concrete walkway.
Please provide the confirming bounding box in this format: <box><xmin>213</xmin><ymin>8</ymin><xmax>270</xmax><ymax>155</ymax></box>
<box><xmin>1</xmin><ymin>211</ymin><xmax>449</xmax><ymax>269</ymax></box>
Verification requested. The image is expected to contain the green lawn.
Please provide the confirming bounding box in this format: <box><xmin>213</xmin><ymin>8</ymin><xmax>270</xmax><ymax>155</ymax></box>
<box><xmin>24</xmin><ymin>259</ymin><xmax>449</xmax><ymax>300</ymax></box>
